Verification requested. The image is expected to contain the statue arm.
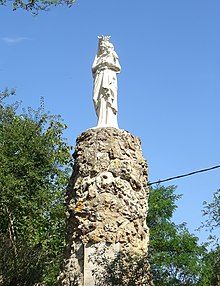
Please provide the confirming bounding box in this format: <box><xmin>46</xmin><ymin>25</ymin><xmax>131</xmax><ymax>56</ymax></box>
<box><xmin>92</xmin><ymin>53</ymin><xmax>121</xmax><ymax>75</ymax></box>
<box><xmin>105</xmin><ymin>57</ymin><xmax>121</xmax><ymax>73</ymax></box>
<box><xmin>92</xmin><ymin>55</ymin><xmax>100</xmax><ymax>75</ymax></box>
<box><xmin>92</xmin><ymin>56</ymin><xmax>108</xmax><ymax>76</ymax></box>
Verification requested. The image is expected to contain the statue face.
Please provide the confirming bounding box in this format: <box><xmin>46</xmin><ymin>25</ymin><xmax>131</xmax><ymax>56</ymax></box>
<box><xmin>100</xmin><ymin>45</ymin><xmax>106</xmax><ymax>53</ymax></box>
<box><xmin>99</xmin><ymin>41</ymin><xmax>108</xmax><ymax>54</ymax></box>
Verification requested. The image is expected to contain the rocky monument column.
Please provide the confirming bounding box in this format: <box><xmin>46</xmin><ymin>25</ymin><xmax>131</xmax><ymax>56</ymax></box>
<box><xmin>58</xmin><ymin>37</ymin><xmax>153</xmax><ymax>286</ymax></box>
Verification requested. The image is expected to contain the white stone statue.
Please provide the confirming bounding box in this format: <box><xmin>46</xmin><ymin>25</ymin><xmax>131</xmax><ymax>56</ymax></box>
<box><xmin>92</xmin><ymin>36</ymin><xmax>121</xmax><ymax>128</ymax></box>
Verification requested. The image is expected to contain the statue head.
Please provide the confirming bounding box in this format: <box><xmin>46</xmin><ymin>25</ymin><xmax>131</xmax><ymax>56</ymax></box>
<box><xmin>97</xmin><ymin>35</ymin><xmax>113</xmax><ymax>55</ymax></box>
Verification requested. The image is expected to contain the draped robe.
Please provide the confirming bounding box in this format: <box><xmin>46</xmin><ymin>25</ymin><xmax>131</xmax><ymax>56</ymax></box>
<box><xmin>92</xmin><ymin>49</ymin><xmax>121</xmax><ymax>128</ymax></box>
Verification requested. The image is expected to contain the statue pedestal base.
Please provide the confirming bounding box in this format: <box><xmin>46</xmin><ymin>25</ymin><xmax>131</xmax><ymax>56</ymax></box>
<box><xmin>58</xmin><ymin>128</ymin><xmax>153</xmax><ymax>286</ymax></box>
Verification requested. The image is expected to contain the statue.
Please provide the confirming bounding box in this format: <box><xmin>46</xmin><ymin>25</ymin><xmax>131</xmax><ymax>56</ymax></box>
<box><xmin>92</xmin><ymin>36</ymin><xmax>121</xmax><ymax>128</ymax></box>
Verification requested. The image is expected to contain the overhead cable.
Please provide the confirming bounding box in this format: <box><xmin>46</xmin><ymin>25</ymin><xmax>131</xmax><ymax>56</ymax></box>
<box><xmin>148</xmin><ymin>165</ymin><xmax>220</xmax><ymax>186</ymax></box>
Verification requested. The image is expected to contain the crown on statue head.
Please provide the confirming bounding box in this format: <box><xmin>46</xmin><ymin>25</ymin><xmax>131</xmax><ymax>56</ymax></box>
<box><xmin>98</xmin><ymin>35</ymin><xmax>111</xmax><ymax>42</ymax></box>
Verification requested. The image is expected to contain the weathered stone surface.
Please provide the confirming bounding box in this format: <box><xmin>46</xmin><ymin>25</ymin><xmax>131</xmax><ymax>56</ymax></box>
<box><xmin>58</xmin><ymin>128</ymin><xmax>152</xmax><ymax>285</ymax></box>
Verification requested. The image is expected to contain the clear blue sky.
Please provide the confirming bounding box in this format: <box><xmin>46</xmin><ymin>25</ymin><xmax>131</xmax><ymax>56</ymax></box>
<box><xmin>1</xmin><ymin>0</ymin><xmax>219</xmax><ymax>243</ymax></box>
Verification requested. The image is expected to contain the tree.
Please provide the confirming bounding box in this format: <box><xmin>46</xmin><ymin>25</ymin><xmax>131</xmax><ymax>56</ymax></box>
<box><xmin>199</xmin><ymin>189</ymin><xmax>220</xmax><ymax>286</ymax></box>
<box><xmin>0</xmin><ymin>0</ymin><xmax>76</xmax><ymax>14</ymax></box>
<box><xmin>202</xmin><ymin>189</ymin><xmax>220</xmax><ymax>236</ymax></box>
<box><xmin>147</xmin><ymin>185</ymin><xmax>207</xmax><ymax>286</ymax></box>
<box><xmin>0</xmin><ymin>91</ymin><xmax>72</xmax><ymax>285</ymax></box>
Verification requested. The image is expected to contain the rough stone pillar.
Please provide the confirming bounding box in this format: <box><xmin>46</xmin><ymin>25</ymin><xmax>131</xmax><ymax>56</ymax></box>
<box><xmin>58</xmin><ymin>128</ymin><xmax>153</xmax><ymax>285</ymax></box>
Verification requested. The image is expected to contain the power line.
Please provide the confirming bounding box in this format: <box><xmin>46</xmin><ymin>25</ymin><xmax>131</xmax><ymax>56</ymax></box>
<box><xmin>148</xmin><ymin>165</ymin><xmax>220</xmax><ymax>186</ymax></box>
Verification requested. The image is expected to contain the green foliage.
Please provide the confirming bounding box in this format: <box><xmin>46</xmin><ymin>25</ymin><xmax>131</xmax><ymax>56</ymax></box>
<box><xmin>199</xmin><ymin>189</ymin><xmax>220</xmax><ymax>285</ymax></box>
<box><xmin>0</xmin><ymin>92</ymin><xmax>72</xmax><ymax>285</ymax></box>
<box><xmin>147</xmin><ymin>185</ymin><xmax>207</xmax><ymax>286</ymax></box>
<box><xmin>0</xmin><ymin>0</ymin><xmax>76</xmax><ymax>14</ymax></box>
<box><xmin>202</xmin><ymin>189</ymin><xmax>220</xmax><ymax>236</ymax></box>
<box><xmin>0</xmin><ymin>237</ymin><xmax>45</xmax><ymax>286</ymax></box>
<box><xmin>196</xmin><ymin>246</ymin><xmax>220</xmax><ymax>286</ymax></box>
